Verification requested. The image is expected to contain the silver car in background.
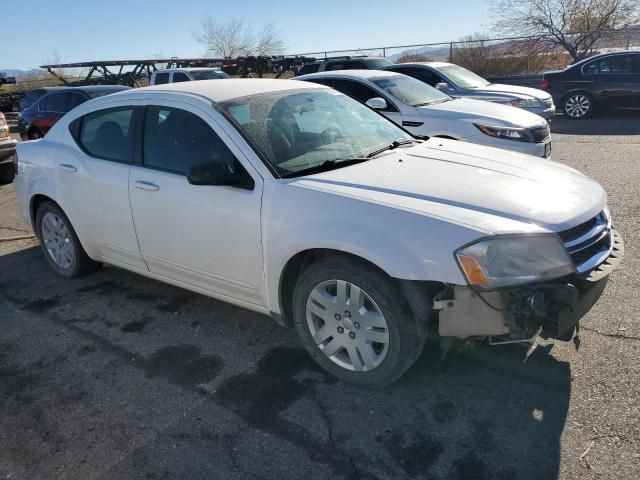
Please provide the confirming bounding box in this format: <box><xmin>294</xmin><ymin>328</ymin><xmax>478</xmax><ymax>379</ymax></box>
<box><xmin>384</xmin><ymin>62</ymin><xmax>555</xmax><ymax>120</ymax></box>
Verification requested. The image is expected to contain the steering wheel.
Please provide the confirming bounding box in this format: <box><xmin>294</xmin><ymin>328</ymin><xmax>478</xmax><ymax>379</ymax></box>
<box><xmin>320</xmin><ymin>126</ymin><xmax>343</xmax><ymax>144</ymax></box>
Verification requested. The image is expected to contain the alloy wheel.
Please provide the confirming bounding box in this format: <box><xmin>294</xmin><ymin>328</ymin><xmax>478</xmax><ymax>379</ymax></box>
<box><xmin>565</xmin><ymin>95</ymin><xmax>591</xmax><ymax>118</ymax></box>
<box><xmin>306</xmin><ymin>279</ymin><xmax>390</xmax><ymax>372</ymax></box>
<box><xmin>41</xmin><ymin>212</ymin><xmax>75</xmax><ymax>269</ymax></box>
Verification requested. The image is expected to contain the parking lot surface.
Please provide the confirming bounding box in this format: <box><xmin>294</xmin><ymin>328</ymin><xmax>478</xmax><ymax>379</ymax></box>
<box><xmin>1</xmin><ymin>114</ymin><xmax>639</xmax><ymax>480</ymax></box>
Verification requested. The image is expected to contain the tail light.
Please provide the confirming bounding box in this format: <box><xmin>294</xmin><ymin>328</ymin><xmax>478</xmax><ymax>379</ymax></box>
<box><xmin>541</xmin><ymin>79</ymin><xmax>550</xmax><ymax>89</ymax></box>
<box><xmin>11</xmin><ymin>151</ymin><xmax>18</xmax><ymax>176</ymax></box>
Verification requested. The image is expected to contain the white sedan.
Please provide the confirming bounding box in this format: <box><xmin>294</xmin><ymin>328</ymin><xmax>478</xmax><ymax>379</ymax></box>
<box><xmin>14</xmin><ymin>79</ymin><xmax>622</xmax><ymax>386</ymax></box>
<box><xmin>297</xmin><ymin>70</ymin><xmax>552</xmax><ymax>158</ymax></box>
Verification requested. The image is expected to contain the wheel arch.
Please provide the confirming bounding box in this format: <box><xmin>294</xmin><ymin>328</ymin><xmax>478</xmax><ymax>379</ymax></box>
<box><xmin>275</xmin><ymin>248</ymin><xmax>439</xmax><ymax>329</ymax></box>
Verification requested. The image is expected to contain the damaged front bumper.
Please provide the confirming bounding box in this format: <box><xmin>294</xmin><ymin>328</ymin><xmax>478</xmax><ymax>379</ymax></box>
<box><xmin>435</xmin><ymin>229</ymin><xmax>624</xmax><ymax>343</ymax></box>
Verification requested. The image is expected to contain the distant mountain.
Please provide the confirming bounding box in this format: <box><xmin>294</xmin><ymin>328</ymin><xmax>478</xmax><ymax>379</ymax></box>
<box><xmin>0</xmin><ymin>68</ymin><xmax>44</xmax><ymax>78</ymax></box>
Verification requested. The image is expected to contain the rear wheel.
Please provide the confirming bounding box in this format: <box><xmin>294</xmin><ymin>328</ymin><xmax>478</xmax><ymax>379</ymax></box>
<box><xmin>563</xmin><ymin>93</ymin><xmax>593</xmax><ymax>119</ymax></box>
<box><xmin>36</xmin><ymin>201</ymin><xmax>100</xmax><ymax>277</ymax></box>
<box><xmin>292</xmin><ymin>257</ymin><xmax>427</xmax><ymax>387</ymax></box>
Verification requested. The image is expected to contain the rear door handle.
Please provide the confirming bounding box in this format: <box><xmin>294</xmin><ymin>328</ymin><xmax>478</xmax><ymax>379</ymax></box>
<box><xmin>59</xmin><ymin>164</ymin><xmax>77</xmax><ymax>173</ymax></box>
<box><xmin>134</xmin><ymin>181</ymin><xmax>160</xmax><ymax>192</ymax></box>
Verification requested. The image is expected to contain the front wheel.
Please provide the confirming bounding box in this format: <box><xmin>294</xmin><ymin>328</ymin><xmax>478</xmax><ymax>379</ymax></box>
<box><xmin>36</xmin><ymin>201</ymin><xmax>100</xmax><ymax>277</ymax></box>
<box><xmin>563</xmin><ymin>93</ymin><xmax>593</xmax><ymax>119</ymax></box>
<box><xmin>292</xmin><ymin>257</ymin><xmax>427</xmax><ymax>387</ymax></box>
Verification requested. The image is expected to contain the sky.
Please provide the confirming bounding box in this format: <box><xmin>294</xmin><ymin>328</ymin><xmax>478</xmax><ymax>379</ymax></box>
<box><xmin>3</xmin><ymin>0</ymin><xmax>492</xmax><ymax>70</ymax></box>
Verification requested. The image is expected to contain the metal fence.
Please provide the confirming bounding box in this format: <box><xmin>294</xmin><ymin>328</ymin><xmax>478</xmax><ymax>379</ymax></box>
<box><xmin>291</xmin><ymin>27</ymin><xmax>640</xmax><ymax>76</ymax></box>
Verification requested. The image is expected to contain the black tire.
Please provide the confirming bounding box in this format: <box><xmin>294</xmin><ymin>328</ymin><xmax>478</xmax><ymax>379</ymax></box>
<box><xmin>28</xmin><ymin>128</ymin><xmax>43</xmax><ymax>140</ymax></box>
<box><xmin>292</xmin><ymin>256</ymin><xmax>427</xmax><ymax>387</ymax></box>
<box><xmin>0</xmin><ymin>161</ymin><xmax>14</xmax><ymax>183</ymax></box>
<box><xmin>562</xmin><ymin>92</ymin><xmax>594</xmax><ymax>120</ymax></box>
<box><xmin>35</xmin><ymin>201</ymin><xmax>100</xmax><ymax>277</ymax></box>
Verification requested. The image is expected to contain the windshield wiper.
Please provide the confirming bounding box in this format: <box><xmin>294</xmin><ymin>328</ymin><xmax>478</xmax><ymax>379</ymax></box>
<box><xmin>280</xmin><ymin>157</ymin><xmax>369</xmax><ymax>178</ymax></box>
<box><xmin>365</xmin><ymin>139</ymin><xmax>416</xmax><ymax>158</ymax></box>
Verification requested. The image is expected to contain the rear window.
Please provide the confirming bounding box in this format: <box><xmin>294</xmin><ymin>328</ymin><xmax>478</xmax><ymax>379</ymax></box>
<box><xmin>87</xmin><ymin>88</ymin><xmax>129</xmax><ymax>99</ymax></box>
<box><xmin>365</xmin><ymin>59</ymin><xmax>393</xmax><ymax>69</ymax></box>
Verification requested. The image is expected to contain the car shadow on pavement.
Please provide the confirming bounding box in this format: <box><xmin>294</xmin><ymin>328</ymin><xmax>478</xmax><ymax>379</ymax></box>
<box><xmin>551</xmin><ymin>111</ymin><xmax>640</xmax><ymax>136</ymax></box>
<box><xmin>0</xmin><ymin>246</ymin><xmax>570</xmax><ymax>480</ymax></box>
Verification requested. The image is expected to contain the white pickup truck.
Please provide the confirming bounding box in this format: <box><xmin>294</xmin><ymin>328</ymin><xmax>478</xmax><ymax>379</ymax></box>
<box><xmin>149</xmin><ymin>68</ymin><xmax>229</xmax><ymax>85</ymax></box>
<box><xmin>13</xmin><ymin>79</ymin><xmax>623</xmax><ymax>386</ymax></box>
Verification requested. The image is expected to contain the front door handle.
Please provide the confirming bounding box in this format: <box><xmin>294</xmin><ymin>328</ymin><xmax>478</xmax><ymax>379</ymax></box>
<box><xmin>59</xmin><ymin>163</ymin><xmax>77</xmax><ymax>173</ymax></box>
<box><xmin>134</xmin><ymin>181</ymin><xmax>160</xmax><ymax>192</ymax></box>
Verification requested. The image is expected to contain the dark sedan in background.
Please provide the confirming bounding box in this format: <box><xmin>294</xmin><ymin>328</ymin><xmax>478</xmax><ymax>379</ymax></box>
<box><xmin>18</xmin><ymin>85</ymin><xmax>130</xmax><ymax>139</ymax></box>
<box><xmin>542</xmin><ymin>50</ymin><xmax>640</xmax><ymax>119</ymax></box>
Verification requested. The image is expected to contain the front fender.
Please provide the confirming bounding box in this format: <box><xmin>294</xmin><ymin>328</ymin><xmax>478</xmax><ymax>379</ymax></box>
<box><xmin>262</xmin><ymin>181</ymin><xmax>484</xmax><ymax>314</ymax></box>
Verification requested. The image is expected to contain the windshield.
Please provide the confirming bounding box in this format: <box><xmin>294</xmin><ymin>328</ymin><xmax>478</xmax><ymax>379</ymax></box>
<box><xmin>191</xmin><ymin>70</ymin><xmax>230</xmax><ymax>80</ymax></box>
<box><xmin>372</xmin><ymin>75</ymin><xmax>450</xmax><ymax>106</ymax></box>
<box><xmin>440</xmin><ymin>65</ymin><xmax>490</xmax><ymax>88</ymax></box>
<box><xmin>366</xmin><ymin>58</ymin><xmax>393</xmax><ymax>69</ymax></box>
<box><xmin>219</xmin><ymin>89</ymin><xmax>411</xmax><ymax>177</ymax></box>
<box><xmin>87</xmin><ymin>87</ymin><xmax>130</xmax><ymax>99</ymax></box>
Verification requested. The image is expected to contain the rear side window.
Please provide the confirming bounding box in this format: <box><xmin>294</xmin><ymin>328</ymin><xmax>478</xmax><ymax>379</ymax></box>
<box><xmin>584</xmin><ymin>55</ymin><xmax>633</xmax><ymax>74</ymax></box>
<box><xmin>172</xmin><ymin>72</ymin><xmax>191</xmax><ymax>83</ymax></box>
<box><xmin>143</xmin><ymin>106</ymin><xmax>238</xmax><ymax>175</ymax></box>
<box><xmin>41</xmin><ymin>93</ymin><xmax>67</xmax><ymax>112</ymax></box>
<box><xmin>154</xmin><ymin>72</ymin><xmax>170</xmax><ymax>84</ymax></box>
<box><xmin>75</xmin><ymin>107</ymin><xmax>135</xmax><ymax>163</ymax></box>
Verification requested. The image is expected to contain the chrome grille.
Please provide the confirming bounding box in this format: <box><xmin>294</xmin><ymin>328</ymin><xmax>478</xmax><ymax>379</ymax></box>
<box><xmin>529</xmin><ymin>125</ymin><xmax>550</xmax><ymax>143</ymax></box>
<box><xmin>558</xmin><ymin>211</ymin><xmax>613</xmax><ymax>273</ymax></box>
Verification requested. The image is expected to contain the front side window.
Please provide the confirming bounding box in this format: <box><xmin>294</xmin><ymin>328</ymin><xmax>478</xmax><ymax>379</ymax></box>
<box><xmin>439</xmin><ymin>65</ymin><xmax>490</xmax><ymax>88</ymax></box>
<box><xmin>143</xmin><ymin>106</ymin><xmax>238</xmax><ymax>175</ymax></box>
<box><xmin>219</xmin><ymin>89</ymin><xmax>410</xmax><ymax>176</ymax></box>
<box><xmin>41</xmin><ymin>93</ymin><xmax>67</xmax><ymax>112</ymax></box>
<box><xmin>77</xmin><ymin>107</ymin><xmax>135</xmax><ymax>163</ymax></box>
<box><xmin>372</xmin><ymin>75</ymin><xmax>450</xmax><ymax>106</ymax></box>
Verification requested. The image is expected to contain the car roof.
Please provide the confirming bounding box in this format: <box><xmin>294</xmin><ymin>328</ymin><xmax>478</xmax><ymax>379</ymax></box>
<box><xmin>122</xmin><ymin>78</ymin><xmax>325</xmax><ymax>102</ymax></box>
<box><xmin>298</xmin><ymin>69</ymin><xmax>401</xmax><ymax>81</ymax></box>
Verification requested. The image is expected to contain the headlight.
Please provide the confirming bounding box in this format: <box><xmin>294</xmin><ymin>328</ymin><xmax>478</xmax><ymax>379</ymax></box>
<box><xmin>474</xmin><ymin>124</ymin><xmax>531</xmax><ymax>142</ymax></box>
<box><xmin>456</xmin><ymin>235</ymin><xmax>575</xmax><ymax>289</ymax></box>
<box><xmin>511</xmin><ymin>98</ymin><xmax>540</xmax><ymax>108</ymax></box>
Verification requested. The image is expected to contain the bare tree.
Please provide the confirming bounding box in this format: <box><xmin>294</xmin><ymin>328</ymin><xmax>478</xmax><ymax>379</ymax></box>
<box><xmin>194</xmin><ymin>17</ymin><xmax>286</xmax><ymax>58</ymax></box>
<box><xmin>490</xmin><ymin>0</ymin><xmax>640</xmax><ymax>61</ymax></box>
<box><xmin>396</xmin><ymin>53</ymin><xmax>433</xmax><ymax>63</ymax></box>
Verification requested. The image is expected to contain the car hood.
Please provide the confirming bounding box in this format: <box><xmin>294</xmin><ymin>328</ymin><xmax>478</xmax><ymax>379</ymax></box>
<box><xmin>480</xmin><ymin>83</ymin><xmax>551</xmax><ymax>101</ymax></box>
<box><xmin>291</xmin><ymin>139</ymin><xmax>605</xmax><ymax>234</ymax></box>
<box><xmin>420</xmin><ymin>98</ymin><xmax>546</xmax><ymax>128</ymax></box>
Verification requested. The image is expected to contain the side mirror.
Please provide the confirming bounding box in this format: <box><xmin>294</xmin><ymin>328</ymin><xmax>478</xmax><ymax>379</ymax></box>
<box><xmin>187</xmin><ymin>162</ymin><xmax>254</xmax><ymax>190</ymax></box>
<box><xmin>435</xmin><ymin>82</ymin><xmax>453</xmax><ymax>93</ymax></box>
<box><xmin>365</xmin><ymin>97</ymin><xmax>388</xmax><ymax>110</ymax></box>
